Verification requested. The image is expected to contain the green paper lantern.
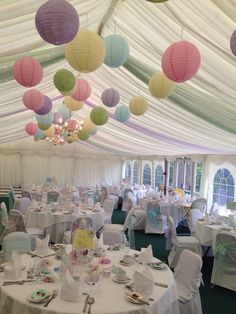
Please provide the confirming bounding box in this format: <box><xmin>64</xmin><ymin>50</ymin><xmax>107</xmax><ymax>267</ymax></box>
<box><xmin>53</xmin><ymin>69</ymin><xmax>76</xmax><ymax>93</ymax></box>
<box><xmin>78</xmin><ymin>130</ymin><xmax>90</xmax><ymax>141</ymax></box>
<box><xmin>90</xmin><ymin>106</ymin><xmax>108</xmax><ymax>126</ymax></box>
<box><xmin>38</xmin><ymin>123</ymin><xmax>51</xmax><ymax>130</ymax></box>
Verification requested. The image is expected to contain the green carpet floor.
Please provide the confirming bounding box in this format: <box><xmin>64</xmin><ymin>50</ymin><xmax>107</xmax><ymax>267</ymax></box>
<box><xmin>112</xmin><ymin>210</ymin><xmax>236</xmax><ymax>314</ymax></box>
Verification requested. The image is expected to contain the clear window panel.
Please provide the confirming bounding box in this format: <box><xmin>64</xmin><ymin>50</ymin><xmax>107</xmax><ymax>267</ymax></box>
<box><xmin>177</xmin><ymin>159</ymin><xmax>184</xmax><ymax>188</ymax></box>
<box><xmin>213</xmin><ymin>168</ymin><xmax>234</xmax><ymax>208</ymax></box>
<box><xmin>195</xmin><ymin>162</ymin><xmax>202</xmax><ymax>193</ymax></box>
<box><xmin>133</xmin><ymin>161</ymin><xmax>138</xmax><ymax>184</ymax></box>
<box><xmin>168</xmin><ymin>162</ymin><xmax>174</xmax><ymax>187</ymax></box>
<box><xmin>125</xmin><ymin>161</ymin><xmax>131</xmax><ymax>180</ymax></box>
<box><xmin>155</xmin><ymin>165</ymin><xmax>163</xmax><ymax>189</ymax></box>
<box><xmin>143</xmin><ymin>164</ymin><xmax>151</xmax><ymax>185</ymax></box>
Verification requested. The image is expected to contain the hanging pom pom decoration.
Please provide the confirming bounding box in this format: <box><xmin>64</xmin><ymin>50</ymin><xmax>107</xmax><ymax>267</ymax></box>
<box><xmin>25</xmin><ymin>122</ymin><xmax>38</xmax><ymax>135</ymax></box>
<box><xmin>161</xmin><ymin>41</ymin><xmax>201</xmax><ymax>83</ymax></box>
<box><xmin>22</xmin><ymin>89</ymin><xmax>44</xmax><ymax>111</ymax></box>
<box><xmin>129</xmin><ymin>96</ymin><xmax>148</xmax><ymax>115</ymax></box>
<box><xmin>101</xmin><ymin>88</ymin><xmax>120</xmax><ymax>107</ymax></box>
<box><xmin>34</xmin><ymin>95</ymin><xmax>52</xmax><ymax>115</ymax></box>
<box><xmin>71</xmin><ymin>79</ymin><xmax>91</xmax><ymax>101</ymax></box>
<box><xmin>115</xmin><ymin>105</ymin><xmax>130</xmax><ymax>122</ymax></box>
<box><xmin>104</xmin><ymin>34</ymin><xmax>129</xmax><ymax>68</ymax></box>
<box><xmin>148</xmin><ymin>72</ymin><xmax>175</xmax><ymax>98</ymax></box>
<box><xmin>53</xmin><ymin>69</ymin><xmax>76</xmax><ymax>95</ymax></box>
<box><xmin>35</xmin><ymin>0</ymin><xmax>79</xmax><ymax>45</ymax></box>
<box><xmin>13</xmin><ymin>56</ymin><xmax>43</xmax><ymax>87</ymax></box>
<box><xmin>90</xmin><ymin>106</ymin><xmax>108</xmax><ymax>126</ymax></box>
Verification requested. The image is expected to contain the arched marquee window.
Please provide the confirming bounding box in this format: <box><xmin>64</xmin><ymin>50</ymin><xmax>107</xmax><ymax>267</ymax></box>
<box><xmin>143</xmin><ymin>164</ymin><xmax>151</xmax><ymax>185</ymax></box>
<box><xmin>155</xmin><ymin>165</ymin><xmax>163</xmax><ymax>189</ymax></box>
<box><xmin>213</xmin><ymin>168</ymin><xmax>234</xmax><ymax>206</ymax></box>
<box><xmin>125</xmin><ymin>161</ymin><xmax>131</xmax><ymax>180</ymax></box>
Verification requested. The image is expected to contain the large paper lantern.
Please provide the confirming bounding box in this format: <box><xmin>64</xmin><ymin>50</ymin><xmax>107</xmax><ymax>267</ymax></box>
<box><xmin>71</xmin><ymin>79</ymin><xmax>91</xmax><ymax>101</ymax></box>
<box><xmin>101</xmin><ymin>88</ymin><xmax>120</xmax><ymax>107</ymax></box>
<box><xmin>148</xmin><ymin>72</ymin><xmax>175</xmax><ymax>98</ymax></box>
<box><xmin>65</xmin><ymin>119</ymin><xmax>79</xmax><ymax>132</ymax></box>
<box><xmin>36</xmin><ymin>112</ymin><xmax>54</xmax><ymax>125</ymax></box>
<box><xmin>65</xmin><ymin>29</ymin><xmax>105</xmax><ymax>73</ymax></box>
<box><xmin>64</xmin><ymin>96</ymin><xmax>83</xmax><ymax>111</ymax></box>
<box><xmin>161</xmin><ymin>41</ymin><xmax>201</xmax><ymax>83</ymax></box>
<box><xmin>90</xmin><ymin>106</ymin><xmax>108</xmax><ymax>126</ymax></box>
<box><xmin>58</xmin><ymin>104</ymin><xmax>71</xmax><ymax>121</ymax></box>
<box><xmin>104</xmin><ymin>35</ymin><xmax>129</xmax><ymax>68</ymax></box>
<box><xmin>25</xmin><ymin>122</ymin><xmax>38</xmax><ymax>135</ymax></box>
<box><xmin>13</xmin><ymin>57</ymin><xmax>43</xmax><ymax>87</ymax></box>
<box><xmin>35</xmin><ymin>0</ymin><xmax>79</xmax><ymax>45</ymax></box>
<box><xmin>78</xmin><ymin>130</ymin><xmax>90</xmax><ymax>141</ymax></box>
<box><xmin>81</xmin><ymin>117</ymin><xmax>95</xmax><ymax>132</ymax></box>
<box><xmin>23</xmin><ymin>89</ymin><xmax>44</xmax><ymax>111</ymax></box>
<box><xmin>53</xmin><ymin>69</ymin><xmax>75</xmax><ymax>94</ymax></box>
<box><xmin>34</xmin><ymin>129</ymin><xmax>45</xmax><ymax>140</ymax></box>
<box><xmin>129</xmin><ymin>96</ymin><xmax>148</xmax><ymax>116</ymax></box>
<box><xmin>230</xmin><ymin>30</ymin><xmax>236</xmax><ymax>56</ymax></box>
<box><xmin>38</xmin><ymin>123</ymin><xmax>51</xmax><ymax>130</ymax></box>
<box><xmin>44</xmin><ymin>125</ymin><xmax>55</xmax><ymax>137</ymax></box>
<box><xmin>35</xmin><ymin>95</ymin><xmax>52</xmax><ymax>115</ymax></box>
<box><xmin>115</xmin><ymin>105</ymin><xmax>130</xmax><ymax>122</ymax></box>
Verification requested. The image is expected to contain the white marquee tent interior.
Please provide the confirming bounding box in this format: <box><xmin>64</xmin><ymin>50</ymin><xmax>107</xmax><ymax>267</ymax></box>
<box><xmin>1</xmin><ymin>0</ymin><xmax>236</xmax><ymax>211</ymax></box>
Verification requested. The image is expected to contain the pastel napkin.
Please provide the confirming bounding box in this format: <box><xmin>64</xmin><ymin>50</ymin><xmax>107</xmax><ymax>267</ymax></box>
<box><xmin>4</xmin><ymin>251</ymin><xmax>22</xmax><ymax>279</ymax></box>
<box><xmin>36</xmin><ymin>235</ymin><xmax>49</xmax><ymax>256</ymax></box>
<box><xmin>138</xmin><ymin>245</ymin><xmax>154</xmax><ymax>263</ymax></box>
<box><xmin>60</xmin><ymin>269</ymin><xmax>81</xmax><ymax>302</ymax></box>
<box><xmin>10</xmin><ymin>251</ymin><xmax>22</xmax><ymax>269</ymax></box>
<box><xmin>133</xmin><ymin>266</ymin><xmax>154</xmax><ymax>295</ymax></box>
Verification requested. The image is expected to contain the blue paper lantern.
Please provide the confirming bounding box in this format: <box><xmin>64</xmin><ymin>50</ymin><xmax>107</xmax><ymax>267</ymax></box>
<box><xmin>89</xmin><ymin>127</ymin><xmax>98</xmax><ymax>135</ymax></box>
<box><xmin>34</xmin><ymin>129</ymin><xmax>45</xmax><ymax>139</ymax></box>
<box><xmin>58</xmin><ymin>104</ymin><xmax>71</xmax><ymax>121</ymax></box>
<box><xmin>115</xmin><ymin>105</ymin><xmax>130</xmax><ymax>122</ymax></box>
<box><xmin>104</xmin><ymin>35</ymin><xmax>129</xmax><ymax>68</ymax></box>
<box><xmin>36</xmin><ymin>112</ymin><xmax>54</xmax><ymax>125</ymax></box>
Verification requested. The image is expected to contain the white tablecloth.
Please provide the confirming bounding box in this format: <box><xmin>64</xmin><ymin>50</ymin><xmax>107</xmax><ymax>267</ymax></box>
<box><xmin>0</xmin><ymin>249</ymin><xmax>179</xmax><ymax>314</ymax></box>
<box><xmin>27</xmin><ymin>209</ymin><xmax>104</xmax><ymax>231</ymax></box>
<box><xmin>195</xmin><ymin>221</ymin><xmax>236</xmax><ymax>248</ymax></box>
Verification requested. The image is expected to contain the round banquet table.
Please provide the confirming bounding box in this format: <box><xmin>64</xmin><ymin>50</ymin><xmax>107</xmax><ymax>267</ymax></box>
<box><xmin>27</xmin><ymin>208</ymin><xmax>104</xmax><ymax>231</ymax></box>
<box><xmin>0</xmin><ymin>248</ymin><xmax>179</xmax><ymax>314</ymax></box>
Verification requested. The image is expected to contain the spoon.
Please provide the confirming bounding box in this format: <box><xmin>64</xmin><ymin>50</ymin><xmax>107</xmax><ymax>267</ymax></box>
<box><xmin>87</xmin><ymin>296</ymin><xmax>95</xmax><ymax>314</ymax></box>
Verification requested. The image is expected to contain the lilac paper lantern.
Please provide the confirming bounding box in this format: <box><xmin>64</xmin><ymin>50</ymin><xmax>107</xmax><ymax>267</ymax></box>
<box><xmin>35</xmin><ymin>95</ymin><xmax>52</xmax><ymax>115</ymax></box>
<box><xmin>53</xmin><ymin>112</ymin><xmax>63</xmax><ymax>125</ymax></box>
<box><xmin>101</xmin><ymin>88</ymin><xmax>120</xmax><ymax>107</ymax></box>
<box><xmin>230</xmin><ymin>30</ymin><xmax>236</xmax><ymax>56</ymax></box>
<box><xmin>35</xmin><ymin>0</ymin><xmax>79</xmax><ymax>45</ymax></box>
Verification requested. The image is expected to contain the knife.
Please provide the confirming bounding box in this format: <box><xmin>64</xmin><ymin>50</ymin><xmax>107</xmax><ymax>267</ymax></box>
<box><xmin>83</xmin><ymin>294</ymin><xmax>90</xmax><ymax>313</ymax></box>
<box><xmin>154</xmin><ymin>282</ymin><xmax>168</xmax><ymax>288</ymax></box>
<box><xmin>3</xmin><ymin>279</ymin><xmax>36</xmax><ymax>286</ymax></box>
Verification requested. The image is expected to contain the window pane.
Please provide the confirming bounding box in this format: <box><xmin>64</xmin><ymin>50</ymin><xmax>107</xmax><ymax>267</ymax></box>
<box><xmin>177</xmin><ymin>159</ymin><xmax>184</xmax><ymax>188</ymax></box>
<box><xmin>195</xmin><ymin>162</ymin><xmax>202</xmax><ymax>193</ymax></box>
<box><xmin>133</xmin><ymin>161</ymin><xmax>138</xmax><ymax>184</ymax></box>
<box><xmin>168</xmin><ymin>162</ymin><xmax>174</xmax><ymax>187</ymax></box>
<box><xmin>155</xmin><ymin>165</ymin><xmax>163</xmax><ymax>189</ymax></box>
<box><xmin>125</xmin><ymin>161</ymin><xmax>131</xmax><ymax>180</ymax></box>
<box><xmin>143</xmin><ymin>164</ymin><xmax>151</xmax><ymax>185</ymax></box>
<box><xmin>213</xmin><ymin>168</ymin><xmax>234</xmax><ymax>207</ymax></box>
<box><xmin>185</xmin><ymin>160</ymin><xmax>191</xmax><ymax>191</ymax></box>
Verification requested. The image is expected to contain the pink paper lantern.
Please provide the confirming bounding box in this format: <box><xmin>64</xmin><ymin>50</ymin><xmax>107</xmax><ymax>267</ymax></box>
<box><xmin>71</xmin><ymin>79</ymin><xmax>91</xmax><ymax>101</ymax></box>
<box><xmin>25</xmin><ymin>122</ymin><xmax>38</xmax><ymax>135</ymax></box>
<box><xmin>65</xmin><ymin>119</ymin><xmax>79</xmax><ymax>132</ymax></box>
<box><xmin>13</xmin><ymin>56</ymin><xmax>43</xmax><ymax>87</ymax></box>
<box><xmin>161</xmin><ymin>41</ymin><xmax>201</xmax><ymax>83</ymax></box>
<box><xmin>34</xmin><ymin>95</ymin><xmax>52</xmax><ymax>115</ymax></box>
<box><xmin>35</xmin><ymin>0</ymin><xmax>79</xmax><ymax>45</ymax></box>
<box><xmin>101</xmin><ymin>88</ymin><xmax>120</xmax><ymax>107</ymax></box>
<box><xmin>230</xmin><ymin>30</ymin><xmax>236</xmax><ymax>56</ymax></box>
<box><xmin>22</xmin><ymin>89</ymin><xmax>44</xmax><ymax>111</ymax></box>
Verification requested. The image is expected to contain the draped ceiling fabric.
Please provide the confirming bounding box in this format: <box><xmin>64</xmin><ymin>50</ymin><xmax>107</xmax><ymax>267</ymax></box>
<box><xmin>1</xmin><ymin>0</ymin><xmax>236</xmax><ymax>157</ymax></box>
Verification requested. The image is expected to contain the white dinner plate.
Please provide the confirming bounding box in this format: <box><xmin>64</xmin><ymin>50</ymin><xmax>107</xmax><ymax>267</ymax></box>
<box><xmin>112</xmin><ymin>276</ymin><xmax>131</xmax><ymax>284</ymax></box>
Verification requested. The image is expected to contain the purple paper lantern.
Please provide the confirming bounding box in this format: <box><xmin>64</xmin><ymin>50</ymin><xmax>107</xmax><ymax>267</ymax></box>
<box><xmin>35</xmin><ymin>0</ymin><xmax>79</xmax><ymax>45</ymax></box>
<box><xmin>230</xmin><ymin>30</ymin><xmax>236</xmax><ymax>56</ymax></box>
<box><xmin>101</xmin><ymin>88</ymin><xmax>120</xmax><ymax>107</ymax></box>
<box><xmin>53</xmin><ymin>112</ymin><xmax>63</xmax><ymax>125</ymax></box>
<box><xmin>35</xmin><ymin>95</ymin><xmax>52</xmax><ymax>115</ymax></box>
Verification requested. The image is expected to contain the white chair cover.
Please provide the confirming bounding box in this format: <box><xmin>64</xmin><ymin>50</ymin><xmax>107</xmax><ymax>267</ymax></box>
<box><xmin>15</xmin><ymin>197</ymin><xmax>31</xmax><ymax>216</ymax></box>
<box><xmin>2</xmin><ymin>232</ymin><xmax>31</xmax><ymax>261</ymax></box>
<box><xmin>174</xmin><ymin>249</ymin><xmax>203</xmax><ymax>314</ymax></box>
<box><xmin>211</xmin><ymin>233</ymin><xmax>236</xmax><ymax>291</ymax></box>
<box><xmin>167</xmin><ymin>216</ymin><xmax>202</xmax><ymax>268</ymax></box>
<box><xmin>145</xmin><ymin>201</ymin><xmax>167</xmax><ymax>234</ymax></box>
<box><xmin>102</xmin><ymin>198</ymin><xmax>117</xmax><ymax>224</ymax></box>
<box><xmin>191</xmin><ymin>198</ymin><xmax>207</xmax><ymax>213</ymax></box>
<box><xmin>45</xmin><ymin>220</ymin><xmax>73</xmax><ymax>244</ymax></box>
<box><xmin>188</xmin><ymin>209</ymin><xmax>203</xmax><ymax>234</ymax></box>
<box><xmin>63</xmin><ymin>217</ymin><xmax>93</xmax><ymax>244</ymax></box>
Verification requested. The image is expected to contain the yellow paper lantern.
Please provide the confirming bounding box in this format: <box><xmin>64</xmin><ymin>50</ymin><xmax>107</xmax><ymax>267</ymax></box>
<box><xmin>64</xmin><ymin>96</ymin><xmax>84</xmax><ymax>111</ymax></box>
<box><xmin>65</xmin><ymin>28</ymin><xmax>105</xmax><ymax>73</ymax></box>
<box><xmin>148</xmin><ymin>72</ymin><xmax>175</xmax><ymax>98</ymax></box>
<box><xmin>43</xmin><ymin>125</ymin><xmax>55</xmax><ymax>137</ymax></box>
<box><xmin>81</xmin><ymin>117</ymin><xmax>95</xmax><ymax>132</ymax></box>
<box><xmin>129</xmin><ymin>96</ymin><xmax>148</xmax><ymax>116</ymax></box>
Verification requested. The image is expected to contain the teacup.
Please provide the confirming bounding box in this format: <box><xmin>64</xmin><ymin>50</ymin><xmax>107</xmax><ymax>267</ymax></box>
<box><xmin>117</xmin><ymin>269</ymin><xmax>127</xmax><ymax>281</ymax></box>
<box><xmin>123</xmin><ymin>254</ymin><xmax>132</xmax><ymax>264</ymax></box>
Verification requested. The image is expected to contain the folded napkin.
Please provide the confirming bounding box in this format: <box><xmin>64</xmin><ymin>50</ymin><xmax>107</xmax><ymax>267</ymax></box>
<box><xmin>204</xmin><ymin>213</ymin><xmax>210</xmax><ymax>224</ymax></box>
<box><xmin>133</xmin><ymin>267</ymin><xmax>154</xmax><ymax>295</ymax></box>
<box><xmin>10</xmin><ymin>251</ymin><xmax>22</xmax><ymax>269</ymax></box>
<box><xmin>138</xmin><ymin>245</ymin><xmax>154</xmax><ymax>263</ymax></box>
<box><xmin>60</xmin><ymin>269</ymin><xmax>81</xmax><ymax>302</ymax></box>
<box><xmin>4</xmin><ymin>251</ymin><xmax>22</xmax><ymax>279</ymax></box>
<box><xmin>36</xmin><ymin>235</ymin><xmax>49</xmax><ymax>256</ymax></box>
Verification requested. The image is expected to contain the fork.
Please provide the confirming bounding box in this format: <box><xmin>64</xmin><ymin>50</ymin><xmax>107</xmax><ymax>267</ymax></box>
<box><xmin>43</xmin><ymin>289</ymin><xmax>58</xmax><ymax>307</ymax></box>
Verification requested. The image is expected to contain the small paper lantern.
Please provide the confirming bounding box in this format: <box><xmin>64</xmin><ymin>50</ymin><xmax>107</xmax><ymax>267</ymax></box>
<box><xmin>71</xmin><ymin>79</ymin><xmax>91</xmax><ymax>101</ymax></box>
<box><xmin>13</xmin><ymin>56</ymin><xmax>43</xmax><ymax>87</ymax></box>
<box><xmin>81</xmin><ymin>117</ymin><xmax>95</xmax><ymax>132</ymax></box>
<box><xmin>34</xmin><ymin>129</ymin><xmax>45</xmax><ymax>139</ymax></box>
<box><xmin>65</xmin><ymin>119</ymin><xmax>79</xmax><ymax>132</ymax></box>
<box><xmin>64</xmin><ymin>96</ymin><xmax>83</xmax><ymax>111</ymax></box>
<box><xmin>34</xmin><ymin>95</ymin><xmax>52</xmax><ymax>115</ymax></box>
<box><xmin>65</xmin><ymin>28</ymin><xmax>105</xmax><ymax>73</ymax></box>
<box><xmin>53</xmin><ymin>69</ymin><xmax>76</xmax><ymax>94</ymax></box>
<box><xmin>53</xmin><ymin>112</ymin><xmax>64</xmax><ymax>125</ymax></box>
<box><xmin>161</xmin><ymin>41</ymin><xmax>201</xmax><ymax>83</ymax></box>
<box><xmin>22</xmin><ymin>89</ymin><xmax>44</xmax><ymax>111</ymax></box>
<box><xmin>58</xmin><ymin>104</ymin><xmax>71</xmax><ymax>121</ymax></box>
<box><xmin>89</xmin><ymin>127</ymin><xmax>98</xmax><ymax>135</ymax></box>
<box><xmin>36</xmin><ymin>112</ymin><xmax>54</xmax><ymax>125</ymax></box>
<box><xmin>90</xmin><ymin>106</ymin><xmax>108</xmax><ymax>126</ymax></box>
<box><xmin>35</xmin><ymin>0</ymin><xmax>79</xmax><ymax>45</ymax></box>
<box><xmin>78</xmin><ymin>130</ymin><xmax>90</xmax><ymax>141</ymax></box>
<box><xmin>25</xmin><ymin>122</ymin><xmax>38</xmax><ymax>135</ymax></box>
<box><xmin>101</xmin><ymin>88</ymin><xmax>120</xmax><ymax>107</ymax></box>
<box><xmin>104</xmin><ymin>35</ymin><xmax>129</xmax><ymax>68</ymax></box>
<box><xmin>44</xmin><ymin>125</ymin><xmax>55</xmax><ymax>137</ymax></box>
<box><xmin>230</xmin><ymin>30</ymin><xmax>236</xmax><ymax>56</ymax></box>
<box><xmin>148</xmin><ymin>72</ymin><xmax>175</xmax><ymax>98</ymax></box>
<box><xmin>38</xmin><ymin>123</ymin><xmax>51</xmax><ymax>130</ymax></box>
<box><xmin>129</xmin><ymin>96</ymin><xmax>148</xmax><ymax>115</ymax></box>
<box><xmin>115</xmin><ymin>105</ymin><xmax>130</xmax><ymax>122</ymax></box>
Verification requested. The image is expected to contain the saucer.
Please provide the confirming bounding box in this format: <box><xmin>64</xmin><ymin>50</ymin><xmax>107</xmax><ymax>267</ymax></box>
<box><xmin>120</xmin><ymin>260</ymin><xmax>132</xmax><ymax>266</ymax></box>
<box><xmin>125</xmin><ymin>291</ymin><xmax>144</xmax><ymax>304</ymax></box>
<box><xmin>150</xmin><ymin>263</ymin><xmax>167</xmax><ymax>270</ymax></box>
<box><xmin>112</xmin><ymin>276</ymin><xmax>131</xmax><ymax>284</ymax></box>
<box><xmin>28</xmin><ymin>289</ymin><xmax>51</xmax><ymax>303</ymax></box>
